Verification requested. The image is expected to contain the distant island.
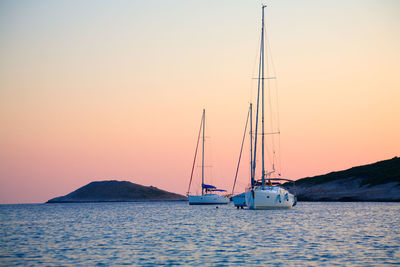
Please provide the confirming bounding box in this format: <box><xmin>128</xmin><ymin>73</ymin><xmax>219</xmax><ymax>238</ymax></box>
<box><xmin>46</xmin><ymin>180</ymin><xmax>187</xmax><ymax>203</ymax></box>
<box><xmin>294</xmin><ymin>157</ymin><xmax>400</xmax><ymax>202</ymax></box>
<box><xmin>46</xmin><ymin>158</ymin><xmax>400</xmax><ymax>203</ymax></box>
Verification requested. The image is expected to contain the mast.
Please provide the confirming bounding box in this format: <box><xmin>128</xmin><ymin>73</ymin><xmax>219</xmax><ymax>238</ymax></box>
<box><xmin>252</xmin><ymin>5</ymin><xmax>266</xmax><ymax>189</ymax></box>
<box><xmin>261</xmin><ymin>5</ymin><xmax>266</xmax><ymax>188</ymax></box>
<box><xmin>187</xmin><ymin>113</ymin><xmax>203</xmax><ymax>196</ymax></box>
<box><xmin>202</xmin><ymin>109</ymin><xmax>205</xmax><ymax>195</ymax></box>
<box><xmin>232</xmin><ymin>105</ymin><xmax>250</xmax><ymax>195</ymax></box>
<box><xmin>250</xmin><ymin>103</ymin><xmax>253</xmax><ymax>185</ymax></box>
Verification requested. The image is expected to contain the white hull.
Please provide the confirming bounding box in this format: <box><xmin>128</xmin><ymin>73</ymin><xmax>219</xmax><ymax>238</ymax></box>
<box><xmin>245</xmin><ymin>186</ymin><xmax>295</xmax><ymax>209</ymax></box>
<box><xmin>188</xmin><ymin>194</ymin><xmax>229</xmax><ymax>205</ymax></box>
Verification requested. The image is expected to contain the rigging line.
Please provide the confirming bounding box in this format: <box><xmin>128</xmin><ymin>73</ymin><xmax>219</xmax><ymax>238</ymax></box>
<box><xmin>252</xmin><ymin>132</ymin><xmax>280</xmax><ymax>135</ymax></box>
<box><xmin>264</xmin><ymin>7</ymin><xmax>277</xmax><ymax>170</ymax></box>
<box><xmin>249</xmin><ymin>103</ymin><xmax>253</xmax><ymax>190</ymax></box>
<box><xmin>278</xmin><ymin>133</ymin><xmax>283</xmax><ymax>176</ymax></box>
<box><xmin>268</xmin><ymin>37</ymin><xmax>284</xmax><ymax>178</ymax></box>
<box><xmin>275</xmin><ymin>77</ymin><xmax>282</xmax><ymax>176</ymax></box>
<box><xmin>187</xmin><ymin>113</ymin><xmax>203</xmax><ymax>195</ymax></box>
<box><xmin>265</xmin><ymin>9</ymin><xmax>283</xmax><ymax>176</ymax></box>
<box><xmin>265</xmin><ymin>139</ymin><xmax>274</xmax><ymax>170</ymax></box>
<box><xmin>265</xmin><ymin>12</ymin><xmax>278</xmax><ymax>88</ymax></box>
<box><xmin>202</xmin><ymin>109</ymin><xmax>205</xmax><ymax>195</ymax></box>
<box><xmin>266</xmin><ymin>26</ymin><xmax>280</xmax><ymax>134</ymax></box>
<box><xmin>207</xmin><ymin>125</ymin><xmax>215</xmax><ymax>187</ymax></box>
<box><xmin>250</xmin><ymin>27</ymin><xmax>262</xmax><ymax>105</ymax></box>
<box><xmin>232</xmin><ymin>106</ymin><xmax>250</xmax><ymax>195</ymax></box>
<box><xmin>266</xmin><ymin>32</ymin><xmax>280</xmax><ymax>130</ymax></box>
<box><xmin>196</xmin><ymin>165</ymin><xmax>213</xmax><ymax>168</ymax></box>
<box><xmin>251</xmin><ymin>6</ymin><xmax>264</xmax><ymax>188</ymax></box>
<box><xmin>267</xmin><ymin>38</ymin><xmax>283</xmax><ymax>176</ymax></box>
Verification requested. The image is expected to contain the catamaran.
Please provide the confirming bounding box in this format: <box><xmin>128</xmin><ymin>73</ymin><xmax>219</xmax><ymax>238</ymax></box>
<box><xmin>187</xmin><ymin>109</ymin><xmax>229</xmax><ymax>205</ymax></box>
<box><xmin>237</xmin><ymin>5</ymin><xmax>297</xmax><ymax>209</ymax></box>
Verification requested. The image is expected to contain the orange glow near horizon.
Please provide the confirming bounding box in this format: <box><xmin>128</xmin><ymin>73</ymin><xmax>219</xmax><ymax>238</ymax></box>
<box><xmin>1</xmin><ymin>1</ymin><xmax>399</xmax><ymax>203</ymax></box>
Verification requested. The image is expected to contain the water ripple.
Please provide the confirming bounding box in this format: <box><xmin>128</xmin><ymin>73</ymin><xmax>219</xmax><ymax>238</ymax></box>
<box><xmin>0</xmin><ymin>202</ymin><xmax>399</xmax><ymax>265</ymax></box>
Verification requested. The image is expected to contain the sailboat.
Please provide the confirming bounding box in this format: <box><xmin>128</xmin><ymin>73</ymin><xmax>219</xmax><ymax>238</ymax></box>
<box><xmin>187</xmin><ymin>109</ymin><xmax>230</xmax><ymax>205</ymax></box>
<box><xmin>242</xmin><ymin>5</ymin><xmax>296</xmax><ymax>209</ymax></box>
<box><xmin>231</xmin><ymin>104</ymin><xmax>252</xmax><ymax>209</ymax></box>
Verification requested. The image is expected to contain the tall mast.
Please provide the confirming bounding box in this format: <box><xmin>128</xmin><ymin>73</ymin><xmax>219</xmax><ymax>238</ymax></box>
<box><xmin>232</xmin><ymin>105</ymin><xmax>250</xmax><ymax>195</ymax></box>
<box><xmin>251</xmin><ymin>5</ymin><xmax>265</xmax><ymax>189</ymax></box>
<box><xmin>202</xmin><ymin>109</ymin><xmax>205</xmax><ymax>195</ymax></box>
<box><xmin>261</xmin><ymin>5</ymin><xmax>266</xmax><ymax>188</ymax></box>
<box><xmin>187</xmin><ymin>113</ymin><xmax>203</xmax><ymax>195</ymax></box>
<box><xmin>250</xmin><ymin>103</ymin><xmax>253</xmax><ymax>184</ymax></box>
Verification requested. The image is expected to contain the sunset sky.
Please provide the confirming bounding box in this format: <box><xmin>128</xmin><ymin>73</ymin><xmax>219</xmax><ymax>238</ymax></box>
<box><xmin>1</xmin><ymin>0</ymin><xmax>399</xmax><ymax>203</ymax></box>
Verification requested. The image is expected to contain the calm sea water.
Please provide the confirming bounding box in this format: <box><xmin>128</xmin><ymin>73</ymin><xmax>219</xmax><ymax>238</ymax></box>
<box><xmin>0</xmin><ymin>201</ymin><xmax>399</xmax><ymax>266</ymax></box>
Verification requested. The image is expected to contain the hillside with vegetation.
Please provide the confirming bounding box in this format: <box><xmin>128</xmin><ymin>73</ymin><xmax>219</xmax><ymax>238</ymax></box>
<box><xmin>47</xmin><ymin>180</ymin><xmax>187</xmax><ymax>203</ymax></box>
<box><xmin>294</xmin><ymin>157</ymin><xmax>400</xmax><ymax>201</ymax></box>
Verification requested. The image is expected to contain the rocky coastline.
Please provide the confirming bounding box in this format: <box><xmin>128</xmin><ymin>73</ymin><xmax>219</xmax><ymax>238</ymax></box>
<box><xmin>294</xmin><ymin>157</ymin><xmax>400</xmax><ymax>202</ymax></box>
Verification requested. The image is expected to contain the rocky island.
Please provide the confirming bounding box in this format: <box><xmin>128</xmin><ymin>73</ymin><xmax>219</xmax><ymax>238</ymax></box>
<box><xmin>294</xmin><ymin>157</ymin><xmax>400</xmax><ymax>201</ymax></box>
<box><xmin>46</xmin><ymin>180</ymin><xmax>187</xmax><ymax>203</ymax></box>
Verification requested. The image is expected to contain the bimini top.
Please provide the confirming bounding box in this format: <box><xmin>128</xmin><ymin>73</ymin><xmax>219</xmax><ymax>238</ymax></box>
<box><xmin>209</xmin><ymin>189</ymin><xmax>227</xmax><ymax>192</ymax></box>
<box><xmin>202</xmin><ymin>184</ymin><xmax>227</xmax><ymax>192</ymax></box>
<box><xmin>202</xmin><ymin>184</ymin><xmax>216</xmax><ymax>189</ymax></box>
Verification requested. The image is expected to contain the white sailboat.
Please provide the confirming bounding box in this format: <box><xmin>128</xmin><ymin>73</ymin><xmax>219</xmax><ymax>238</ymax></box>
<box><xmin>187</xmin><ymin>109</ymin><xmax>229</xmax><ymax>205</ymax></box>
<box><xmin>243</xmin><ymin>5</ymin><xmax>296</xmax><ymax>209</ymax></box>
<box><xmin>231</xmin><ymin>104</ymin><xmax>252</xmax><ymax>209</ymax></box>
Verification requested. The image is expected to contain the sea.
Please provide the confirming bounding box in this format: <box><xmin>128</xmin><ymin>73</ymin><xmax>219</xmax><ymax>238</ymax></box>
<box><xmin>0</xmin><ymin>201</ymin><xmax>399</xmax><ymax>266</ymax></box>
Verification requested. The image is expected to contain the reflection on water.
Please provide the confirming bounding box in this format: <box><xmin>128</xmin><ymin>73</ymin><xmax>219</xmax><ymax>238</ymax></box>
<box><xmin>0</xmin><ymin>202</ymin><xmax>399</xmax><ymax>265</ymax></box>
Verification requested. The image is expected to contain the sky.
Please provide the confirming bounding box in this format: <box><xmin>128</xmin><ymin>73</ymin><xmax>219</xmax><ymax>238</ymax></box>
<box><xmin>0</xmin><ymin>0</ymin><xmax>399</xmax><ymax>204</ymax></box>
